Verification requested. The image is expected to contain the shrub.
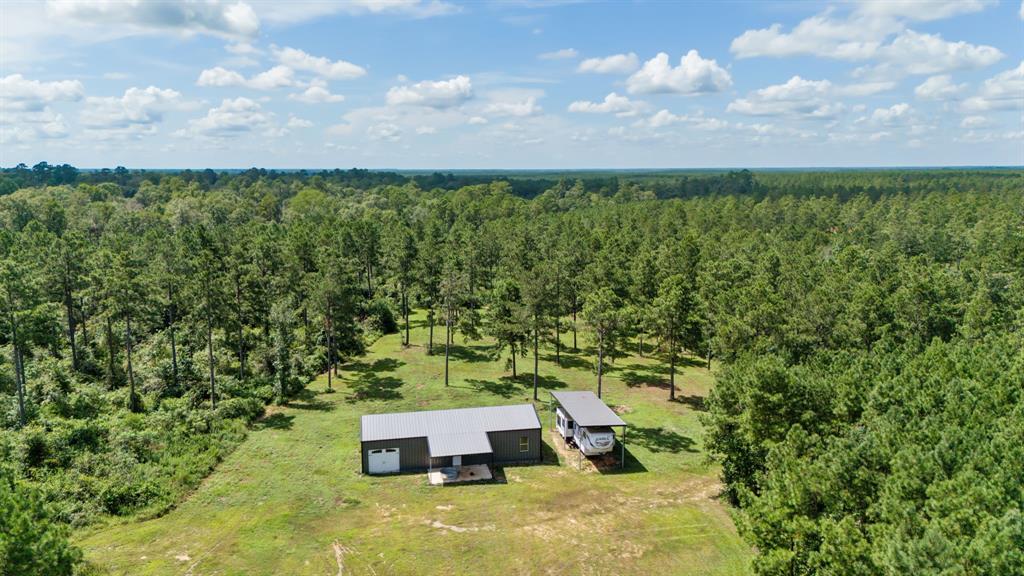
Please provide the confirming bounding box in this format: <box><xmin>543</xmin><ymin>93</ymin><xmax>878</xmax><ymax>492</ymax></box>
<box><xmin>215</xmin><ymin>397</ymin><xmax>265</xmax><ymax>423</ymax></box>
<box><xmin>0</xmin><ymin>467</ymin><xmax>82</xmax><ymax>575</ymax></box>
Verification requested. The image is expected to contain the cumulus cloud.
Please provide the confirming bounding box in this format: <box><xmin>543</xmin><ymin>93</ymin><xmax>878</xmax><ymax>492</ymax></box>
<box><xmin>272</xmin><ymin>46</ymin><xmax>366</xmax><ymax>80</ymax></box>
<box><xmin>0</xmin><ymin>74</ymin><xmax>84</xmax><ymax>111</ymax></box>
<box><xmin>256</xmin><ymin>0</ymin><xmax>458</xmax><ymax>24</ymax></box>
<box><xmin>467</xmin><ymin>116</ymin><xmax>488</xmax><ymax>125</ymax></box>
<box><xmin>641</xmin><ymin>110</ymin><xmax>728</xmax><ymax>130</ymax></box>
<box><xmin>730</xmin><ymin>1</ymin><xmax>1000</xmax><ymax>82</ymax></box>
<box><xmin>386</xmin><ymin>75</ymin><xmax>472</xmax><ymax>108</ymax></box>
<box><xmin>961</xmin><ymin>60</ymin><xmax>1024</xmax><ymax>112</ymax></box>
<box><xmin>539</xmin><ymin>48</ymin><xmax>578</xmax><ymax>60</ymax></box>
<box><xmin>567</xmin><ymin>92</ymin><xmax>646</xmax><ymax>117</ymax></box>
<box><xmin>626</xmin><ymin>51</ymin><xmax>732</xmax><ymax>95</ymax></box>
<box><xmin>367</xmin><ymin>122</ymin><xmax>401</xmax><ymax>141</ymax></box>
<box><xmin>860</xmin><ymin>30</ymin><xmax>1004</xmax><ymax>78</ymax></box>
<box><xmin>197</xmin><ymin>65</ymin><xmax>297</xmax><ymax>90</ymax></box>
<box><xmin>857</xmin><ymin>0</ymin><xmax>993</xmax><ymax>21</ymax></box>
<box><xmin>726</xmin><ymin>76</ymin><xmax>845</xmax><ymax>119</ymax></box>
<box><xmin>914</xmin><ymin>75</ymin><xmax>967</xmax><ymax>100</ymax></box>
<box><xmin>577</xmin><ymin>53</ymin><xmax>639</xmax><ymax>74</ymax></box>
<box><xmin>483</xmin><ymin>96</ymin><xmax>542</xmax><ymax>117</ymax></box>
<box><xmin>869</xmin><ymin>103</ymin><xmax>912</xmax><ymax>125</ymax></box>
<box><xmin>287</xmin><ymin>115</ymin><xmax>313</xmax><ymax>129</ymax></box>
<box><xmin>731</xmin><ymin>12</ymin><xmax>898</xmax><ymax>60</ymax></box>
<box><xmin>0</xmin><ymin>74</ymin><xmax>83</xmax><ymax>142</ymax></box>
<box><xmin>177</xmin><ymin>97</ymin><xmax>274</xmax><ymax>138</ymax></box>
<box><xmin>288</xmin><ymin>83</ymin><xmax>345</xmax><ymax>104</ymax></box>
<box><xmin>79</xmin><ymin>86</ymin><xmax>186</xmax><ymax>138</ymax></box>
<box><xmin>960</xmin><ymin>115</ymin><xmax>990</xmax><ymax>128</ymax></box>
<box><xmin>46</xmin><ymin>0</ymin><xmax>260</xmax><ymax>39</ymax></box>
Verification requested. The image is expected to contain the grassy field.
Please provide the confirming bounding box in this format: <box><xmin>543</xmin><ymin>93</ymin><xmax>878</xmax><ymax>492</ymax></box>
<box><xmin>76</xmin><ymin>313</ymin><xmax>752</xmax><ymax>575</ymax></box>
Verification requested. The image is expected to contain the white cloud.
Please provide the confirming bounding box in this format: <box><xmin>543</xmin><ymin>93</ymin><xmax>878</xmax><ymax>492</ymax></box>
<box><xmin>483</xmin><ymin>96</ymin><xmax>542</xmax><ymax>117</ymax></box>
<box><xmin>726</xmin><ymin>76</ymin><xmax>844</xmax><ymax>119</ymax></box>
<box><xmin>467</xmin><ymin>116</ymin><xmax>488</xmax><ymax>125</ymax></box>
<box><xmin>177</xmin><ymin>97</ymin><xmax>274</xmax><ymax>138</ymax></box>
<box><xmin>870</xmin><ymin>102</ymin><xmax>912</xmax><ymax>125</ymax></box>
<box><xmin>255</xmin><ymin>0</ymin><xmax>458</xmax><ymax>24</ymax></box>
<box><xmin>914</xmin><ymin>75</ymin><xmax>967</xmax><ymax>100</ymax></box>
<box><xmin>287</xmin><ymin>115</ymin><xmax>314</xmax><ymax>129</ymax></box>
<box><xmin>247</xmin><ymin>65</ymin><xmax>297</xmax><ymax>89</ymax></box>
<box><xmin>1021</xmin><ymin>0</ymin><xmax>1024</xmax><ymax>19</ymax></box>
<box><xmin>0</xmin><ymin>74</ymin><xmax>84</xmax><ymax>111</ymax></box>
<box><xmin>415</xmin><ymin>126</ymin><xmax>436</xmax><ymax>135</ymax></box>
<box><xmin>577</xmin><ymin>53</ymin><xmax>639</xmax><ymax>74</ymax></box>
<box><xmin>568</xmin><ymin>92</ymin><xmax>646</xmax><ymax>117</ymax></box>
<box><xmin>367</xmin><ymin>122</ymin><xmax>401</xmax><ymax>141</ymax></box>
<box><xmin>272</xmin><ymin>46</ymin><xmax>366</xmax><ymax>80</ymax></box>
<box><xmin>539</xmin><ymin>48</ymin><xmax>578</xmax><ymax>60</ymax></box>
<box><xmin>46</xmin><ymin>0</ymin><xmax>260</xmax><ymax>38</ymax></box>
<box><xmin>288</xmin><ymin>83</ymin><xmax>345</xmax><ymax>104</ymax></box>
<box><xmin>730</xmin><ymin>2</ymin><xmax>997</xmax><ymax>70</ymax></box>
<box><xmin>386</xmin><ymin>75</ymin><xmax>472</xmax><ymax>108</ymax></box>
<box><xmin>857</xmin><ymin>0</ymin><xmax>993</xmax><ymax>22</ymax></box>
<box><xmin>80</xmin><ymin>86</ymin><xmax>185</xmax><ymax>138</ymax></box>
<box><xmin>197</xmin><ymin>67</ymin><xmax>246</xmax><ymax>87</ymax></box>
<box><xmin>731</xmin><ymin>13</ymin><xmax>898</xmax><ymax>60</ymax></box>
<box><xmin>196</xmin><ymin>65</ymin><xmax>297</xmax><ymax>90</ymax></box>
<box><xmin>961</xmin><ymin>61</ymin><xmax>1024</xmax><ymax>112</ymax></box>
<box><xmin>626</xmin><ymin>51</ymin><xmax>732</xmax><ymax>95</ymax></box>
<box><xmin>960</xmin><ymin>115</ymin><xmax>990</xmax><ymax>128</ymax></box>
<box><xmin>864</xmin><ymin>30</ymin><xmax>1003</xmax><ymax>78</ymax></box>
<box><xmin>642</xmin><ymin>110</ymin><xmax>728</xmax><ymax>130</ymax></box>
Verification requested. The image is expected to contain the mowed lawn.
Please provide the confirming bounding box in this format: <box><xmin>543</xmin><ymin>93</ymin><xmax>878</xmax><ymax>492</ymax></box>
<box><xmin>76</xmin><ymin>312</ymin><xmax>752</xmax><ymax>575</ymax></box>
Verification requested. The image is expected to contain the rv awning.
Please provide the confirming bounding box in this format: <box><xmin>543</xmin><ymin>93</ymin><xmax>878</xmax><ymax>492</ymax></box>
<box><xmin>551</xmin><ymin>391</ymin><xmax>627</xmax><ymax>427</ymax></box>
<box><xmin>427</xmin><ymin>432</ymin><xmax>493</xmax><ymax>457</ymax></box>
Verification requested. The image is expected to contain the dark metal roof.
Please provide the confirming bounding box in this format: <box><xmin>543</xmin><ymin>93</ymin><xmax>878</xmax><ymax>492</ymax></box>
<box><xmin>360</xmin><ymin>404</ymin><xmax>541</xmax><ymax>447</ymax></box>
<box><xmin>427</xmin><ymin>432</ymin><xmax>493</xmax><ymax>457</ymax></box>
<box><xmin>551</xmin><ymin>391</ymin><xmax>627</xmax><ymax>427</ymax></box>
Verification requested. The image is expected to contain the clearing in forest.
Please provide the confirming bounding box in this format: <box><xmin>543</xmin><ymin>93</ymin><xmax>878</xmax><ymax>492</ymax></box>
<box><xmin>75</xmin><ymin>312</ymin><xmax>751</xmax><ymax>575</ymax></box>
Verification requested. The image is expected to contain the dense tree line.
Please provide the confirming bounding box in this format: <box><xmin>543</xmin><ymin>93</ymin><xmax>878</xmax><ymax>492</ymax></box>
<box><xmin>1</xmin><ymin>167</ymin><xmax>1021</xmax><ymax>574</ymax></box>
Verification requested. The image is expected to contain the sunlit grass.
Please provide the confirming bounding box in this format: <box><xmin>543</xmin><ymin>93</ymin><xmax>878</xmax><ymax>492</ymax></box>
<box><xmin>75</xmin><ymin>311</ymin><xmax>751</xmax><ymax>575</ymax></box>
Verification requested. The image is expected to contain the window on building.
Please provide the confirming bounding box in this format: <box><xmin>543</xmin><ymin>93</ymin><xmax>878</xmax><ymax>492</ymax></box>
<box><xmin>519</xmin><ymin>436</ymin><xmax>530</xmax><ymax>452</ymax></box>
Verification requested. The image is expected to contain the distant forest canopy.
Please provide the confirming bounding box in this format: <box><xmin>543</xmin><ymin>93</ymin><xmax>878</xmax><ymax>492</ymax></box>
<box><xmin>3</xmin><ymin>161</ymin><xmax>1022</xmax><ymax>200</ymax></box>
<box><xmin>1</xmin><ymin>164</ymin><xmax>1022</xmax><ymax>575</ymax></box>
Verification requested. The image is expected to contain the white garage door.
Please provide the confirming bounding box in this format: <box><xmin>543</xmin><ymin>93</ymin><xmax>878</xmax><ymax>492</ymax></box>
<box><xmin>368</xmin><ymin>448</ymin><xmax>400</xmax><ymax>474</ymax></box>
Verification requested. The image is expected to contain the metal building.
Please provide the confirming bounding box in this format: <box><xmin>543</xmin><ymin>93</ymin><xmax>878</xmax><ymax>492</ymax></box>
<box><xmin>360</xmin><ymin>404</ymin><xmax>542</xmax><ymax>474</ymax></box>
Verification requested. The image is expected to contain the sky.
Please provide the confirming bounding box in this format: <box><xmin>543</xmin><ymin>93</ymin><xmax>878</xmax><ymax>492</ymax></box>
<box><xmin>1</xmin><ymin>0</ymin><xmax>1022</xmax><ymax>169</ymax></box>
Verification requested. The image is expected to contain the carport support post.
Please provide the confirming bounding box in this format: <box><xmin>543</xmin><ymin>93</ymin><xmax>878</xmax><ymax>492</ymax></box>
<box><xmin>621</xmin><ymin>426</ymin><xmax>626</xmax><ymax>469</ymax></box>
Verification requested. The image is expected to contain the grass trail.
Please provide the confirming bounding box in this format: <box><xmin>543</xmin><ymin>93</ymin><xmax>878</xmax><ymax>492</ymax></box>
<box><xmin>76</xmin><ymin>312</ymin><xmax>752</xmax><ymax>575</ymax></box>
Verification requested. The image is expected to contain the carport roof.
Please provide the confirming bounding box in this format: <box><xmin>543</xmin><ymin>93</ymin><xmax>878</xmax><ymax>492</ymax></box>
<box><xmin>427</xmin><ymin>432</ymin><xmax>493</xmax><ymax>457</ymax></box>
<box><xmin>360</xmin><ymin>403</ymin><xmax>541</xmax><ymax>444</ymax></box>
<box><xmin>551</xmin><ymin>391</ymin><xmax>627</xmax><ymax>427</ymax></box>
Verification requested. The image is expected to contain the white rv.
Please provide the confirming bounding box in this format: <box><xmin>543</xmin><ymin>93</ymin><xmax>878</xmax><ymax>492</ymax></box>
<box><xmin>552</xmin><ymin>391</ymin><xmax>627</xmax><ymax>459</ymax></box>
<box><xmin>556</xmin><ymin>406</ymin><xmax>616</xmax><ymax>456</ymax></box>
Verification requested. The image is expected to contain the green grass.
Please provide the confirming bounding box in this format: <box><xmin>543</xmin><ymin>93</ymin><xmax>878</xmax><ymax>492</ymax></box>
<box><xmin>75</xmin><ymin>313</ymin><xmax>752</xmax><ymax>575</ymax></box>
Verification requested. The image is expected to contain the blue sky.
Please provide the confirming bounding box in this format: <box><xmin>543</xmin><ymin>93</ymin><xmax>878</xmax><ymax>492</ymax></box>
<box><xmin>1</xmin><ymin>0</ymin><xmax>1022</xmax><ymax>169</ymax></box>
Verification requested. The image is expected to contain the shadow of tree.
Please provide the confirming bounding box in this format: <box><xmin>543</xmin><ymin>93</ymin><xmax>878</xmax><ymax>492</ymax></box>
<box><xmin>628</xmin><ymin>426</ymin><xmax>697</xmax><ymax>454</ymax></box>
<box><xmin>465</xmin><ymin>378</ymin><xmax>520</xmax><ymax>399</ymax></box>
<box><xmin>446</xmin><ymin>344</ymin><xmax>493</xmax><ymax>363</ymax></box>
<box><xmin>546</xmin><ymin>353</ymin><xmax>592</xmax><ymax>372</ymax></box>
<box><xmin>255</xmin><ymin>412</ymin><xmax>294</xmax><ymax>430</ymax></box>
<box><xmin>345</xmin><ymin>374</ymin><xmax>403</xmax><ymax>402</ymax></box>
<box><xmin>286</xmin><ymin>388</ymin><xmax>336</xmax><ymax>412</ymax></box>
<box><xmin>672</xmin><ymin>394</ymin><xmax>706</xmax><ymax>411</ymax></box>
<box><xmin>620</xmin><ymin>370</ymin><xmax>665</xmax><ymax>388</ymax></box>
<box><xmin>343</xmin><ymin>358</ymin><xmax>405</xmax><ymax>374</ymax></box>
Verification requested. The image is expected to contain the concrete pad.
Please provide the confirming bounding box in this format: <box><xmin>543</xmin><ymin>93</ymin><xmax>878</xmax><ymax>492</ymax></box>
<box><xmin>428</xmin><ymin>464</ymin><xmax>493</xmax><ymax>485</ymax></box>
